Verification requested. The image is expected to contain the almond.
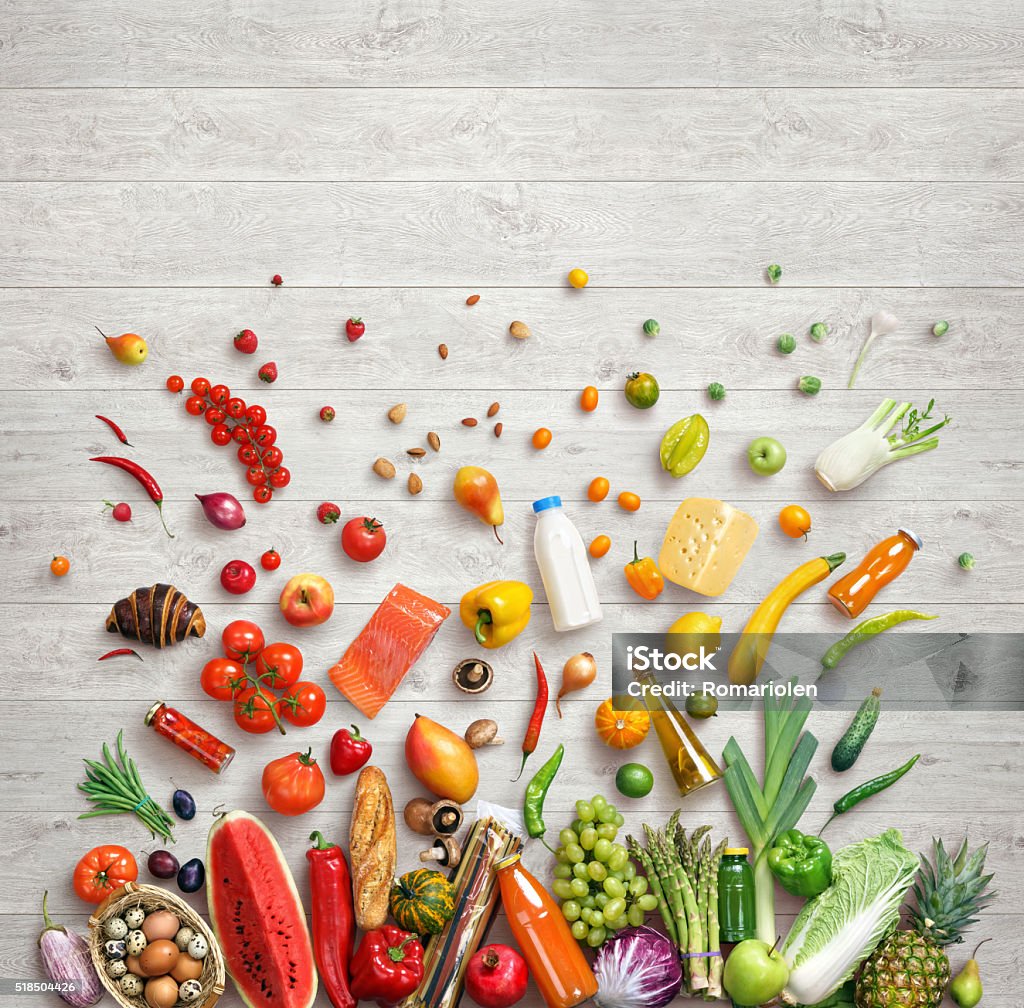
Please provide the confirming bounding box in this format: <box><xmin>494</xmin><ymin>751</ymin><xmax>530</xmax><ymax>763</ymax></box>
<box><xmin>438</xmin><ymin>343</ymin><xmax>449</xmax><ymax>359</ymax></box>
<box><xmin>387</xmin><ymin>403</ymin><xmax>407</xmax><ymax>424</ymax></box>
<box><xmin>427</xmin><ymin>431</ymin><xmax>441</xmax><ymax>452</ymax></box>
<box><xmin>372</xmin><ymin>457</ymin><xmax>396</xmax><ymax>479</ymax></box>
<box><xmin>462</xmin><ymin>417</ymin><xmax>478</xmax><ymax>427</ymax></box>
<box><xmin>493</xmin><ymin>422</ymin><xmax>503</xmax><ymax>438</ymax></box>
<box><xmin>487</xmin><ymin>401</ymin><xmax>500</xmax><ymax>417</ymax></box>
<box><xmin>408</xmin><ymin>473</ymin><xmax>423</xmax><ymax>495</ymax></box>
<box><xmin>509</xmin><ymin>321</ymin><xmax>531</xmax><ymax>340</ymax></box>
<box><xmin>407</xmin><ymin>447</ymin><xmax>427</xmax><ymax>458</ymax></box>
<box><xmin>466</xmin><ymin>294</ymin><xmax>481</xmax><ymax>306</ymax></box>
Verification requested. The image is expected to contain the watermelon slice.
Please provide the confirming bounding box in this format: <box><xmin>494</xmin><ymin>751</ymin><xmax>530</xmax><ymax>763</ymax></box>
<box><xmin>207</xmin><ymin>810</ymin><xmax>317</xmax><ymax>1008</ymax></box>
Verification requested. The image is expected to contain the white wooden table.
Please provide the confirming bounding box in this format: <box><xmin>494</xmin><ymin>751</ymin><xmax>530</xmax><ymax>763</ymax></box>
<box><xmin>1</xmin><ymin>2</ymin><xmax>1021</xmax><ymax>1005</ymax></box>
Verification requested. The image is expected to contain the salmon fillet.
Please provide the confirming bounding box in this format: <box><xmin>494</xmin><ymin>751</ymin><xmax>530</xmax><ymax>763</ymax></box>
<box><xmin>328</xmin><ymin>584</ymin><xmax>451</xmax><ymax>718</ymax></box>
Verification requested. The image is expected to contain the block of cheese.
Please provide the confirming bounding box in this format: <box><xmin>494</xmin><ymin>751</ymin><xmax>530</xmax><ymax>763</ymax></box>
<box><xmin>658</xmin><ymin>498</ymin><xmax>759</xmax><ymax>596</ymax></box>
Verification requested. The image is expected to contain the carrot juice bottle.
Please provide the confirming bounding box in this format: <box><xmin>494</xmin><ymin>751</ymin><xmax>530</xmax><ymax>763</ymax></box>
<box><xmin>828</xmin><ymin>528</ymin><xmax>922</xmax><ymax>618</ymax></box>
<box><xmin>495</xmin><ymin>852</ymin><xmax>597</xmax><ymax>1008</ymax></box>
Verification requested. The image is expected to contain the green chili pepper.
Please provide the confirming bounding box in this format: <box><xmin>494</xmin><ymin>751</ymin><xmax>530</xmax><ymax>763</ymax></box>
<box><xmin>821</xmin><ymin>610</ymin><xmax>937</xmax><ymax>670</ymax></box>
<box><xmin>523</xmin><ymin>744</ymin><xmax>564</xmax><ymax>848</ymax></box>
<box><xmin>820</xmin><ymin>754</ymin><xmax>920</xmax><ymax>834</ymax></box>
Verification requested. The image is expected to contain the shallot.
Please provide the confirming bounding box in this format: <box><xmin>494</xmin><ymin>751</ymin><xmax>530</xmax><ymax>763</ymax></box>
<box><xmin>195</xmin><ymin>492</ymin><xmax>246</xmax><ymax>530</ymax></box>
<box><xmin>556</xmin><ymin>651</ymin><xmax>597</xmax><ymax>716</ymax></box>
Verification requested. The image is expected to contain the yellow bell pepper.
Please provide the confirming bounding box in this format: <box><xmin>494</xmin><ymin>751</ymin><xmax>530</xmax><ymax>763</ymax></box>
<box><xmin>460</xmin><ymin>580</ymin><xmax>533</xmax><ymax>649</ymax></box>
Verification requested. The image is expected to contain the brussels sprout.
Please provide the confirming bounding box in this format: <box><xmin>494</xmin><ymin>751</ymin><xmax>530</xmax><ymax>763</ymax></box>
<box><xmin>798</xmin><ymin>375</ymin><xmax>822</xmax><ymax>395</ymax></box>
<box><xmin>642</xmin><ymin>318</ymin><xmax>660</xmax><ymax>337</ymax></box>
<box><xmin>707</xmin><ymin>382</ymin><xmax>726</xmax><ymax>401</ymax></box>
<box><xmin>932</xmin><ymin>320</ymin><xmax>949</xmax><ymax>337</ymax></box>
<box><xmin>958</xmin><ymin>552</ymin><xmax>975</xmax><ymax>570</ymax></box>
<box><xmin>767</xmin><ymin>263</ymin><xmax>782</xmax><ymax>284</ymax></box>
<box><xmin>777</xmin><ymin>333</ymin><xmax>796</xmax><ymax>354</ymax></box>
<box><xmin>810</xmin><ymin>321</ymin><xmax>829</xmax><ymax>342</ymax></box>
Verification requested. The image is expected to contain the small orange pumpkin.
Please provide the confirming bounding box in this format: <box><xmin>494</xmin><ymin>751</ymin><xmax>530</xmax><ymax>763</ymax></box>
<box><xmin>594</xmin><ymin>698</ymin><xmax>650</xmax><ymax>749</ymax></box>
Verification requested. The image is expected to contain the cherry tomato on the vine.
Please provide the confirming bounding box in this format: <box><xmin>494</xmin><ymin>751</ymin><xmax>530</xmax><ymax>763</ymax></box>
<box><xmin>261</xmin><ymin>446</ymin><xmax>284</xmax><ymax>468</ymax></box>
<box><xmin>231</xmin><ymin>424</ymin><xmax>252</xmax><ymax>445</ymax></box>
<box><xmin>237</xmin><ymin>444</ymin><xmax>260</xmax><ymax>466</ymax></box>
<box><xmin>247</xmin><ymin>466</ymin><xmax>268</xmax><ymax>486</ymax></box>
<box><xmin>209</xmin><ymin>384</ymin><xmax>230</xmax><ymax>406</ymax></box>
<box><xmin>210</xmin><ymin>423</ymin><xmax>232</xmax><ymax>446</ymax></box>
<box><xmin>255</xmin><ymin>642</ymin><xmax>303</xmax><ymax>690</ymax></box>
<box><xmin>261</xmin><ymin>547</ymin><xmax>282</xmax><ymax>571</ymax></box>
<box><xmin>280</xmin><ymin>681</ymin><xmax>326</xmax><ymax>728</ymax></box>
<box><xmin>190</xmin><ymin>377</ymin><xmax>211</xmax><ymax>396</ymax></box>
<box><xmin>254</xmin><ymin>425</ymin><xmax>277</xmax><ymax>448</ymax></box>
<box><xmin>205</xmin><ymin>407</ymin><xmax>226</xmax><ymax>426</ymax></box>
<box><xmin>200</xmin><ymin>657</ymin><xmax>246</xmax><ymax>701</ymax></box>
<box><xmin>269</xmin><ymin>467</ymin><xmax>291</xmax><ymax>489</ymax></box>
<box><xmin>234</xmin><ymin>689</ymin><xmax>279</xmax><ymax>734</ymax></box>
<box><xmin>253</xmin><ymin>485</ymin><xmax>273</xmax><ymax>504</ymax></box>
<box><xmin>245</xmin><ymin>405</ymin><xmax>267</xmax><ymax>426</ymax></box>
<box><xmin>166</xmin><ymin>375</ymin><xmax>184</xmax><ymax>393</ymax></box>
<box><xmin>185</xmin><ymin>395</ymin><xmax>207</xmax><ymax>416</ymax></box>
<box><xmin>222</xmin><ymin>619</ymin><xmax>265</xmax><ymax>664</ymax></box>
<box><xmin>225</xmin><ymin>397</ymin><xmax>247</xmax><ymax>419</ymax></box>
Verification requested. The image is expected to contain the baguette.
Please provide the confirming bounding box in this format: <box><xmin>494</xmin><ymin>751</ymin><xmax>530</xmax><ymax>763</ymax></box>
<box><xmin>349</xmin><ymin>765</ymin><xmax>397</xmax><ymax>930</ymax></box>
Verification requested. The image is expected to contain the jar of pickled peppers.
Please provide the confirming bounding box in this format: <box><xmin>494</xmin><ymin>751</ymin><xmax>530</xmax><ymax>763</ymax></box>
<box><xmin>144</xmin><ymin>701</ymin><xmax>235</xmax><ymax>774</ymax></box>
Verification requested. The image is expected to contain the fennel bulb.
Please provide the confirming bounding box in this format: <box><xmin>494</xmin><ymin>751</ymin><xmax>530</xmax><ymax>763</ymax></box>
<box><xmin>780</xmin><ymin>830</ymin><xmax>919</xmax><ymax>1006</ymax></box>
<box><xmin>814</xmin><ymin>398</ymin><xmax>951</xmax><ymax>492</ymax></box>
<box><xmin>849</xmin><ymin>310</ymin><xmax>899</xmax><ymax>388</ymax></box>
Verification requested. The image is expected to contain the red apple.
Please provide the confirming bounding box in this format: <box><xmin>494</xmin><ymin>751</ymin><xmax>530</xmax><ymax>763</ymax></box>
<box><xmin>220</xmin><ymin>559</ymin><xmax>256</xmax><ymax>595</ymax></box>
<box><xmin>279</xmin><ymin>573</ymin><xmax>334</xmax><ymax>627</ymax></box>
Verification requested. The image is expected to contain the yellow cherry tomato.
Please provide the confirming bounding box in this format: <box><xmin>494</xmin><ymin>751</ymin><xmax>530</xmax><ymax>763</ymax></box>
<box><xmin>588</xmin><ymin>476</ymin><xmax>610</xmax><ymax>502</ymax></box>
<box><xmin>568</xmin><ymin>268</ymin><xmax>589</xmax><ymax>289</ymax></box>
<box><xmin>532</xmin><ymin>427</ymin><xmax>553</xmax><ymax>450</ymax></box>
<box><xmin>779</xmin><ymin>504</ymin><xmax>812</xmax><ymax>540</ymax></box>
<box><xmin>617</xmin><ymin>491</ymin><xmax>641</xmax><ymax>512</ymax></box>
<box><xmin>580</xmin><ymin>386</ymin><xmax>599</xmax><ymax>412</ymax></box>
<box><xmin>589</xmin><ymin>534</ymin><xmax>612</xmax><ymax>558</ymax></box>
<box><xmin>51</xmin><ymin>555</ymin><xmax>70</xmax><ymax>577</ymax></box>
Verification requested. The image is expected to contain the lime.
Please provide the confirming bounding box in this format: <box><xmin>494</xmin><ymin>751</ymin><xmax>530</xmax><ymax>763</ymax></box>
<box><xmin>615</xmin><ymin>762</ymin><xmax>655</xmax><ymax>799</ymax></box>
<box><xmin>685</xmin><ymin>689</ymin><xmax>719</xmax><ymax>719</ymax></box>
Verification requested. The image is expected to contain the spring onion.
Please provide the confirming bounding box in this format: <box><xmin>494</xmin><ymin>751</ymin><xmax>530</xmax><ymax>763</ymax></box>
<box><xmin>848</xmin><ymin>310</ymin><xmax>899</xmax><ymax>387</ymax></box>
<box><xmin>722</xmin><ymin>682</ymin><xmax>818</xmax><ymax>945</ymax></box>
<box><xmin>814</xmin><ymin>398</ymin><xmax>951</xmax><ymax>492</ymax></box>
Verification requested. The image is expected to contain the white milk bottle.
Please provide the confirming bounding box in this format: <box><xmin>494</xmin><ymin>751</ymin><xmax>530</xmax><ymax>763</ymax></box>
<box><xmin>532</xmin><ymin>496</ymin><xmax>603</xmax><ymax>632</ymax></box>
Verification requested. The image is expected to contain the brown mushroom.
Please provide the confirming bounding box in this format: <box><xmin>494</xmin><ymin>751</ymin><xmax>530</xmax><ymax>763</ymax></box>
<box><xmin>419</xmin><ymin>835</ymin><xmax>462</xmax><ymax>869</ymax></box>
<box><xmin>429</xmin><ymin>800</ymin><xmax>464</xmax><ymax>836</ymax></box>
<box><xmin>403</xmin><ymin>797</ymin><xmax>436</xmax><ymax>836</ymax></box>
<box><xmin>452</xmin><ymin>658</ymin><xmax>494</xmax><ymax>694</ymax></box>
<box><xmin>464</xmin><ymin>719</ymin><xmax>504</xmax><ymax>749</ymax></box>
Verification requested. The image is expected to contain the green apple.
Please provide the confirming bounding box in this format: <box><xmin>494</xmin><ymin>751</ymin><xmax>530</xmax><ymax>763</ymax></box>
<box><xmin>723</xmin><ymin>939</ymin><xmax>790</xmax><ymax>1004</ymax></box>
<box><xmin>747</xmin><ymin>436</ymin><xmax>787</xmax><ymax>476</ymax></box>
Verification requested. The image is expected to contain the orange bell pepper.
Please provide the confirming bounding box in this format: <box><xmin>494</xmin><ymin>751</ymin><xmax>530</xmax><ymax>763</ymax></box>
<box><xmin>624</xmin><ymin>541</ymin><xmax>664</xmax><ymax>600</ymax></box>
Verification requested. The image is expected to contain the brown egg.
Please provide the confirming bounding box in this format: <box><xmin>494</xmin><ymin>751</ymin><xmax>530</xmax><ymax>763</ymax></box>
<box><xmin>139</xmin><ymin>939</ymin><xmax>180</xmax><ymax>977</ymax></box>
<box><xmin>144</xmin><ymin>974</ymin><xmax>179</xmax><ymax>1008</ymax></box>
<box><xmin>171</xmin><ymin>954</ymin><xmax>203</xmax><ymax>983</ymax></box>
<box><xmin>142</xmin><ymin>910</ymin><xmax>181</xmax><ymax>943</ymax></box>
<box><xmin>126</xmin><ymin>954</ymin><xmax>144</xmax><ymax>976</ymax></box>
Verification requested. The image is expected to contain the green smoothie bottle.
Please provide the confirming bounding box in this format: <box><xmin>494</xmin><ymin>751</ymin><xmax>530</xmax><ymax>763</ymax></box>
<box><xmin>718</xmin><ymin>847</ymin><xmax>756</xmax><ymax>943</ymax></box>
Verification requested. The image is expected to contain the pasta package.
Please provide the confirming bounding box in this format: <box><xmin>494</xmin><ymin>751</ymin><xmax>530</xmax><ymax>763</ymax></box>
<box><xmin>401</xmin><ymin>815</ymin><xmax>522</xmax><ymax>1008</ymax></box>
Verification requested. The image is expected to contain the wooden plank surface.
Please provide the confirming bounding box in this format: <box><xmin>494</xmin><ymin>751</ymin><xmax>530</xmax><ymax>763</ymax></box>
<box><xmin>3</xmin><ymin>1</ymin><xmax>1022</xmax><ymax>1006</ymax></box>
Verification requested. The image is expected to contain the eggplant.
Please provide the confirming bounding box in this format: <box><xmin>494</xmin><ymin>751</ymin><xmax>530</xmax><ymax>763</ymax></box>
<box><xmin>38</xmin><ymin>891</ymin><xmax>102</xmax><ymax>1006</ymax></box>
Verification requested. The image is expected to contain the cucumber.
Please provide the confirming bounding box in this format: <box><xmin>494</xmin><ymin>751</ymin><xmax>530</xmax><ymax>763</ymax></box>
<box><xmin>831</xmin><ymin>688</ymin><xmax>882</xmax><ymax>772</ymax></box>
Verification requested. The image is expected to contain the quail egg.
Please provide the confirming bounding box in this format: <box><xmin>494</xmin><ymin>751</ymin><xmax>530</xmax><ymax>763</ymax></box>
<box><xmin>119</xmin><ymin>974</ymin><xmax>144</xmax><ymax>997</ymax></box>
<box><xmin>186</xmin><ymin>933</ymin><xmax>209</xmax><ymax>960</ymax></box>
<box><xmin>125</xmin><ymin>929</ymin><xmax>148</xmax><ymax>957</ymax></box>
<box><xmin>124</xmin><ymin>906</ymin><xmax>146</xmax><ymax>929</ymax></box>
<box><xmin>174</xmin><ymin>925</ymin><xmax>195</xmax><ymax>952</ymax></box>
<box><xmin>103</xmin><ymin>916</ymin><xmax>128</xmax><ymax>940</ymax></box>
<box><xmin>103</xmin><ymin>939</ymin><xmax>127</xmax><ymax>961</ymax></box>
<box><xmin>179</xmin><ymin>978</ymin><xmax>204</xmax><ymax>1003</ymax></box>
<box><xmin>105</xmin><ymin>959</ymin><xmax>127</xmax><ymax>980</ymax></box>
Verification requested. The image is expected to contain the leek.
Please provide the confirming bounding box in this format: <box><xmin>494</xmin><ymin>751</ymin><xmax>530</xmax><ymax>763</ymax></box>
<box><xmin>814</xmin><ymin>398</ymin><xmax>952</xmax><ymax>492</ymax></box>
<box><xmin>722</xmin><ymin>682</ymin><xmax>818</xmax><ymax>945</ymax></box>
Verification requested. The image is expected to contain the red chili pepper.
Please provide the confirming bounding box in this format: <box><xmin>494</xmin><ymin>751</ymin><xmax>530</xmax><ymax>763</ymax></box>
<box><xmin>90</xmin><ymin>457</ymin><xmax>173</xmax><ymax>538</ymax></box>
<box><xmin>95</xmin><ymin>415</ymin><xmax>132</xmax><ymax>446</ymax></box>
<box><xmin>307</xmin><ymin>832</ymin><xmax>356</xmax><ymax>1008</ymax></box>
<box><xmin>98</xmin><ymin>648</ymin><xmax>143</xmax><ymax>662</ymax></box>
<box><xmin>513</xmin><ymin>652</ymin><xmax>549</xmax><ymax>782</ymax></box>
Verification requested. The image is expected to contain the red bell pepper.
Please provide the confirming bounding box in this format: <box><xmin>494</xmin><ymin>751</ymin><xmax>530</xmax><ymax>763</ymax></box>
<box><xmin>307</xmin><ymin>832</ymin><xmax>355</xmax><ymax>1008</ymax></box>
<box><xmin>330</xmin><ymin>724</ymin><xmax>373</xmax><ymax>776</ymax></box>
<box><xmin>349</xmin><ymin>926</ymin><xmax>424</xmax><ymax>1006</ymax></box>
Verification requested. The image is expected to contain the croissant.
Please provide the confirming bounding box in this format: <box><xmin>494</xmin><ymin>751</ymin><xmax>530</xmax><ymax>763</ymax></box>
<box><xmin>106</xmin><ymin>584</ymin><xmax>206</xmax><ymax>648</ymax></box>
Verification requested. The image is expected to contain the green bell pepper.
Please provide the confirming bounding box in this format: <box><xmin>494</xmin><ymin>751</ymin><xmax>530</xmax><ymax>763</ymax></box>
<box><xmin>766</xmin><ymin>829</ymin><xmax>833</xmax><ymax>898</ymax></box>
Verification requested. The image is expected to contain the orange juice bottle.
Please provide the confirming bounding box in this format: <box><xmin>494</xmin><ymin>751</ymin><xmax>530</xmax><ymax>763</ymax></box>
<box><xmin>495</xmin><ymin>852</ymin><xmax>597</xmax><ymax>1008</ymax></box>
<box><xmin>828</xmin><ymin>528</ymin><xmax>922</xmax><ymax>618</ymax></box>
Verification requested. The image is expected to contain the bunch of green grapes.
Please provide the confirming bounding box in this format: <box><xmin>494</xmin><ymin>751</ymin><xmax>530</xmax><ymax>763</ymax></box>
<box><xmin>550</xmin><ymin>794</ymin><xmax>659</xmax><ymax>948</ymax></box>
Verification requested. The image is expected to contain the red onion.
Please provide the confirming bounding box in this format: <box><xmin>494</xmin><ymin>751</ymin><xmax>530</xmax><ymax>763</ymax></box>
<box><xmin>195</xmin><ymin>492</ymin><xmax>246</xmax><ymax>530</ymax></box>
<box><xmin>37</xmin><ymin>891</ymin><xmax>102</xmax><ymax>1006</ymax></box>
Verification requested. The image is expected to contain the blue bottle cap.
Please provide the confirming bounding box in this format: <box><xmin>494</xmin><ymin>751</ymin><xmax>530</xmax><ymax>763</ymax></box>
<box><xmin>532</xmin><ymin>496</ymin><xmax>562</xmax><ymax>513</ymax></box>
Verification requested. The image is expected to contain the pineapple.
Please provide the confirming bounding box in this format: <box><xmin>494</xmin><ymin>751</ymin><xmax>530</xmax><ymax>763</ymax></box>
<box><xmin>855</xmin><ymin>837</ymin><xmax>996</xmax><ymax>1008</ymax></box>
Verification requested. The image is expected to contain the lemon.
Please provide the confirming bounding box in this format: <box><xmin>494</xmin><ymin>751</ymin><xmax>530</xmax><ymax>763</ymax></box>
<box><xmin>665</xmin><ymin>612</ymin><xmax>722</xmax><ymax>660</ymax></box>
<box><xmin>568</xmin><ymin>267</ymin><xmax>589</xmax><ymax>289</ymax></box>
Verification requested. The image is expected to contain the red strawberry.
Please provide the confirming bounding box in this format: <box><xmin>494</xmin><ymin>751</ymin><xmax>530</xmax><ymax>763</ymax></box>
<box><xmin>234</xmin><ymin>328</ymin><xmax>258</xmax><ymax>354</ymax></box>
<box><xmin>345</xmin><ymin>317</ymin><xmax>365</xmax><ymax>342</ymax></box>
<box><xmin>319</xmin><ymin>406</ymin><xmax>336</xmax><ymax>422</ymax></box>
<box><xmin>317</xmin><ymin>502</ymin><xmax>341</xmax><ymax>525</ymax></box>
<box><xmin>271</xmin><ymin>274</ymin><xmax>283</xmax><ymax>286</ymax></box>
<box><xmin>258</xmin><ymin>361</ymin><xmax>278</xmax><ymax>384</ymax></box>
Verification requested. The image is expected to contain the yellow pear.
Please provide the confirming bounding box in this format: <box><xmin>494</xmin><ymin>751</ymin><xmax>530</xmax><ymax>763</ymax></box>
<box><xmin>97</xmin><ymin>326</ymin><xmax>148</xmax><ymax>366</ymax></box>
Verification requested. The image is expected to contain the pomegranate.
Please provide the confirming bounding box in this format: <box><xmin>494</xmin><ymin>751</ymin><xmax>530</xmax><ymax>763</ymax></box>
<box><xmin>465</xmin><ymin>944</ymin><xmax>527</xmax><ymax>1008</ymax></box>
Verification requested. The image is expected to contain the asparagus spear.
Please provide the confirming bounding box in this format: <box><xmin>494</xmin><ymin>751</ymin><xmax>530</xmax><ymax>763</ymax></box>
<box><xmin>626</xmin><ymin>835</ymin><xmax>678</xmax><ymax>947</ymax></box>
<box><xmin>660</xmin><ymin>829</ymin><xmax>707</xmax><ymax>992</ymax></box>
<box><xmin>706</xmin><ymin>839</ymin><xmax>727</xmax><ymax>1000</ymax></box>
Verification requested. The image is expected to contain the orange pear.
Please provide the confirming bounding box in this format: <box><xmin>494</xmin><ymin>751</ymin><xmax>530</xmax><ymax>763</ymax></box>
<box><xmin>97</xmin><ymin>326</ymin><xmax>148</xmax><ymax>366</ymax></box>
<box><xmin>453</xmin><ymin>465</ymin><xmax>504</xmax><ymax>543</ymax></box>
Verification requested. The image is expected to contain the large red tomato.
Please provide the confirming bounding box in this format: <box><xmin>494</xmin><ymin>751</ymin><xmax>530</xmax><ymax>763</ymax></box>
<box><xmin>73</xmin><ymin>845</ymin><xmax>138</xmax><ymax>904</ymax></box>
<box><xmin>341</xmin><ymin>517</ymin><xmax>387</xmax><ymax>563</ymax></box>
<box><xmin>262</xmin><ymin>749</ymin><xmax>325</xmax><ymax>816</ymax></box>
